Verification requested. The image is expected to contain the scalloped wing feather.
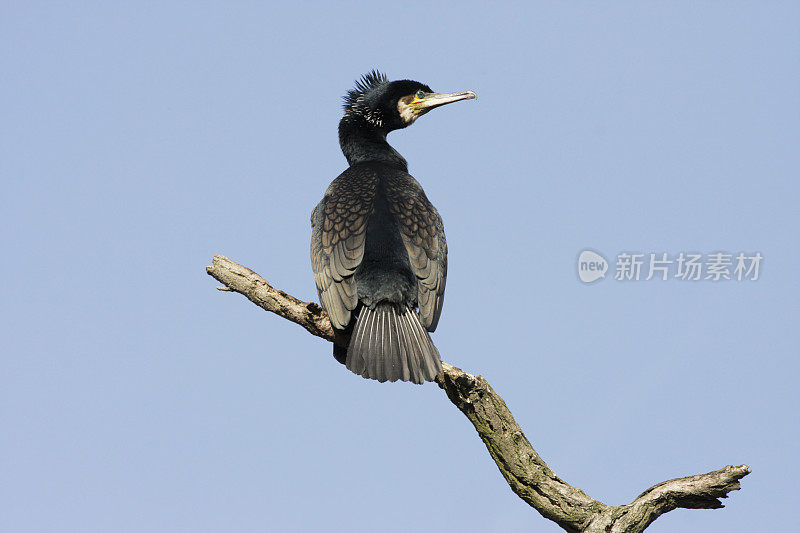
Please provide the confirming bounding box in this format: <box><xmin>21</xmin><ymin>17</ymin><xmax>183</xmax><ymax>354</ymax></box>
<box><xmin>384</xmin><ymin>174</ymin><xmax>447</xmax><ymax>331</ymax></box>
<box><xmin>310</xmin><ymin>168</ymin><xmax>377</xmax><ymax>329</ymax></box>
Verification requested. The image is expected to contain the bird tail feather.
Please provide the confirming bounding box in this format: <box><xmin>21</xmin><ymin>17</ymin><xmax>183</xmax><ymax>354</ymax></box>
<box><xmin>346</xmin><ymin>303</ymin><xmax>441</xmax><ymax>384</ymax></box>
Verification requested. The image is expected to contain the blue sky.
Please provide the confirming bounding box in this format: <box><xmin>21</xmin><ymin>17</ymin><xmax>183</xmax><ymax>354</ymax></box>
<box><xmin>2</xmin><ymin>2</ymin><xmax>798</xmax><ymax>532</ymax></box>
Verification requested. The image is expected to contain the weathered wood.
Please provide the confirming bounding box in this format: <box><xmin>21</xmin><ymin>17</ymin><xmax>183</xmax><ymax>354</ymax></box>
<box><xmin>206</xmin><ymin>254</ymin><xmax>749</xmax><ymax>532</ymax></box>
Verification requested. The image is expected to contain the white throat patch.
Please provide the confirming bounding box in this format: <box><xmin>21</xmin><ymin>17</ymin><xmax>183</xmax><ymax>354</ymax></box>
<box><xmin>397</xmin><ymin>100</ymin><xmax>418</xmax><ymax>125</ymax></box>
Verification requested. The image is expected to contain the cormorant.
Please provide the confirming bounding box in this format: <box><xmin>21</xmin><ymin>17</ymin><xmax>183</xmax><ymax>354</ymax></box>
<box><xmin>311</xmin><ymin>71</ymin><xmax>475</xmax><ymax>384</ymax></box>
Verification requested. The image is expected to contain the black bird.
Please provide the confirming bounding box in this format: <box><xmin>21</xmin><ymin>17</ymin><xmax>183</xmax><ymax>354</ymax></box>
<box><xmin>311</xmin><ymin>71</ymin><xmax>475</xmax><ymax>384</ymax></box>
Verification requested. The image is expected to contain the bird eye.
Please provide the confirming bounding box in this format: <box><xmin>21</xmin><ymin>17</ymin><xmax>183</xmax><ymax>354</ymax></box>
<box><xmin>415</xmin><ymin>90</ymin><xmax>425</xmax><ymax>99</ymax></box>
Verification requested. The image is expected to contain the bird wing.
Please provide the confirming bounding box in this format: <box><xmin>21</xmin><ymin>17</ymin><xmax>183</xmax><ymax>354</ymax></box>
<box><xmin>385</xmin><ymin>173</ymin><xmax>448</xmax><ymax>332</ymax></box>
<box><xmin>310</xmin><ymin>168</ymin><xmax>377</xmax><ymax>329</ymax></box>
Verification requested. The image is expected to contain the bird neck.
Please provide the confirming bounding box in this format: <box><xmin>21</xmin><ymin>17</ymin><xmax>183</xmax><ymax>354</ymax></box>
<box><xmin>339</xmin><ymin>115</ymin><xmax>408</xmax><ymax>170</ymax></box>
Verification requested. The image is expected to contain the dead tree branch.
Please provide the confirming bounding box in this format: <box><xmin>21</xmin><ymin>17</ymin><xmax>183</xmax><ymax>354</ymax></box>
<box><xmin>206</xmin><ymin>254</ymin><xmax>749</xmax><ymax>533</ymax></box>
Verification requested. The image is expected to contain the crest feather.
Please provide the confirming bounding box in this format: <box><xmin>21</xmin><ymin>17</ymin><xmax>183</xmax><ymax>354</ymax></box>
<box><xmin>343</xmin><ymin>70</ymin><xmax>388</xmax><ymax>110</ymax></box>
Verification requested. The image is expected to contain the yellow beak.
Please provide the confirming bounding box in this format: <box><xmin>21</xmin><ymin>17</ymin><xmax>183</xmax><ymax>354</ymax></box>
<box><xmin>413</xmin><ymin>90</ymin><xmax>477</xmax><ymax>115</ymax></box>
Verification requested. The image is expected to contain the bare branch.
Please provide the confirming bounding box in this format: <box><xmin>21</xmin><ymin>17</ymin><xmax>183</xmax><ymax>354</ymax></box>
<box><xmin>585</xmin><ymin>465</ymin><xmax>750</xmax><ymax>533</ymax></box>
<box><xmin>206</xmin><ymin>254</ymin><xmax>749</xmax><ymax>532</ymax></box>
<box><xmin>206</xmin><ymin>254</ymin><xmax>333</xmax><ymax>341</ymax></box>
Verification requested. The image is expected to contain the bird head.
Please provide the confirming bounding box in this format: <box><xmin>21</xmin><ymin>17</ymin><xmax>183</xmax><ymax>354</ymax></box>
<box><xmin>343</xmin><ymin>70</ymin><xmax>476</xmax><ymax>132</ymax></box>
